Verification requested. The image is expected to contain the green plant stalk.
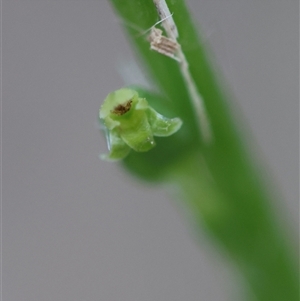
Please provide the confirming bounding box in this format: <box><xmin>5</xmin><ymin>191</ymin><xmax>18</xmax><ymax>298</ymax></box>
<box><xmin>108</xmin><ymin>0</ymin><xmax>298</xmax><ymax>300</ymax></box>
<box><xmin>165</xmin><ymin>151</ymin><xmax>298</xmax><ymax>300</ymax></box>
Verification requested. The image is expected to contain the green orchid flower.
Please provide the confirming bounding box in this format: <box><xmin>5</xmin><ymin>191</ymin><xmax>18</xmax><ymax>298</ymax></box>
<box><xmin>100</xmin><ymin>88</ymin><xmax>182</xmax><ymax>161</ymax></box>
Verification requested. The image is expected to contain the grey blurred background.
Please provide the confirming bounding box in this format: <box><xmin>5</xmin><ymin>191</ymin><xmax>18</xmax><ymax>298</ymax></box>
<box><xmin>3</xmin><ymin>1</ymin><xmax>298</xmax><ymax>300</ymax></box>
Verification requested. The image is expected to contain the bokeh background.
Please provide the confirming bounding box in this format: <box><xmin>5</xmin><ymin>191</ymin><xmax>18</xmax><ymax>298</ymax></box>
<box><xmin>3</xmin><ymin>1</ymin><xmax>298</xmax><ymax>300</ymax></box>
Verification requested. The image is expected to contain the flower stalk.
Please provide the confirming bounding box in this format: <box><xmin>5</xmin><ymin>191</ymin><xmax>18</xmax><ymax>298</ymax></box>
<box><xmin>107</xmin><ymin>1</ymin><xmax>298</xmax><ymax>300</ymax></box>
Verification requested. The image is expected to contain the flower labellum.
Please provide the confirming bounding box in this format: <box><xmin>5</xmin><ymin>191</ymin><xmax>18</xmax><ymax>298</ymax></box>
<box><xmin>100</xmin><ymin>88</ymin><xmax>182</xmax><ymax>161</ymax></box>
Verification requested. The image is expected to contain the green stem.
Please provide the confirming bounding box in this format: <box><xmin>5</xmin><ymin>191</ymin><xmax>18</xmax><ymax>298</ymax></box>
<box><xmin>108</xmin><ymin>0</ymin><xmax>298</xmax><ymax>299</ymax></box>
<box><xmin>165</xmin><ymin>151</ymin><xmax>298</xmax><ymax>300</ymax></box>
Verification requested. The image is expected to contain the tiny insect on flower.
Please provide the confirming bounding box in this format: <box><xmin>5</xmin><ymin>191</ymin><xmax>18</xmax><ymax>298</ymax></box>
<box><xmin>99</xmin><ymin>88</ymin><xmax>183</xmax><ymax>161</ymax></box>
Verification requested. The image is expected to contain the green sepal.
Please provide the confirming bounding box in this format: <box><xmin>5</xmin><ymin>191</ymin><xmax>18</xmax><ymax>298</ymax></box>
<box><xmin>146</xmin><ymin>107</ymin><xmax>183</xmax><ymax>137</ymax></box>
<box><xmin>100</xmin><ymin>128</ymin><xmax>131</xmax><ymax>161</ymax></box>
<box><xmin>118</xmin><ymin>109</ymin><xmax>156</xmax><ymax>152</ymax></box>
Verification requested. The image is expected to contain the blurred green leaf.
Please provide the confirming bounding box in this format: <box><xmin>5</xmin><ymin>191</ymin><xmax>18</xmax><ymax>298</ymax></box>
<box><xmin>107</xmin><ymin>1</ymin><xmax>298</xmax><ymax>300</ymax></box>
